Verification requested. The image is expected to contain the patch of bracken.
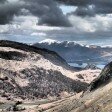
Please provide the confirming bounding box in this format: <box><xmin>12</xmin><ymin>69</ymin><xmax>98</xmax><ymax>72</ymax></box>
<box><xmin>0</xmin><ymin>51</ymin><xmax>26</xmax><ymax>61</ymax></box>
<box><xmin>0</xmin><ymin>67</ymin><xmax>88</xmax><ymax>99</ymax></box>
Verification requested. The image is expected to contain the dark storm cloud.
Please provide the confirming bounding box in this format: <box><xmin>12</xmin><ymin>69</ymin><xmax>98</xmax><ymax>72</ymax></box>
<box><xmin>56</xmin><ymin>0</ymin><xmax>91</xmax><ymax>6</ymax></box>
<box><xmin>69</xmin><ymin>6</ymin><xmax>95</xmax><ymax>17</ymax></box>
<box><xmin>0</xmin><ymin>1</ymin><xmax>23</xmax><ymax>24</ymax></box>
<box><xmin>56</xmin><ymin>0</ymin><xmax>112</xmax><ymax>16</ymax></box>
<box><xmin>0</xmin><ymin>0</ymin><xmax>71</xmax><ymax>27</ymax></box>
<box><xmin>73</xmin><ymin>5</ymin><xmax>112</xmax><ymax>17</ymax></box>
<box><xmin>23</xmin><ymin>0</ymin><xmax>71</xmax><ymax>27</ymax></box>
<box><xmin>56</xmin><ymin>0</ymin><xmax>112</xmax><ymax>7</ymax></box>
<box><xmin>0</xmin><ymin>0</ymin><xmax>7</xmax><ymax>3</ymax></box>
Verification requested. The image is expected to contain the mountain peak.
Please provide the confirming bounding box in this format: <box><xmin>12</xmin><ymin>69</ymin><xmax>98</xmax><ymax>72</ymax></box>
<box><xmin>38</xmin><ymin>39</ymin><xmax>83</xmax><ymax>47</ymax></box>
<box><xmin>39</xmin><ymin>39</ymin><xmax>59</xmax><ymax>45</ymax></box>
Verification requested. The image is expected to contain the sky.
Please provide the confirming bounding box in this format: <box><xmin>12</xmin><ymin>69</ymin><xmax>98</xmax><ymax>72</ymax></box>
<box><xmin>0</xmin><ymin>0</ymin><xmax>112</xmax><ymax>46</ymax></box>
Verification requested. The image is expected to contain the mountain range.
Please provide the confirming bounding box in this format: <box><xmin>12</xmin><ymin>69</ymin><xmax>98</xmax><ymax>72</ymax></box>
<box><xmin>33</xmin><ymin>39</ymin><xmax>112</xmax><ymax>64</ymax></box>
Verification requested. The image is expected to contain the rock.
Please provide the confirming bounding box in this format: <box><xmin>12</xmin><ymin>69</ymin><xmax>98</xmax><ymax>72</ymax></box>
<box><xmin>85</xmin><ymin>64</ymin><xmax>100</xmax><ymax>70</ymax></box>
<box><xmin>15</xmin><ymin>101</ymin><xmax>22</xmax><ymax>105</ymax></box>
<box><xmin>89</xmin><ymin>61</ymin><xmax>112</xmax><ymax>91</ymax></box>
<box><xmin>77</xmin><ymin>74</ymin><xmax>84</xmax><ymax>79</ymax></box>
<box><xmin>7</xmin><ymin>105</ymin><xmax>25</xmax><ymax>111</ymax></box>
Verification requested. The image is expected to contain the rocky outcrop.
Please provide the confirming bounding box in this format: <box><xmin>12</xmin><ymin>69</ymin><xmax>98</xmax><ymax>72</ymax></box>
<box><xmin>85</xmin><ymin>64</ymin><xmax>100</xmax><ymax>70</ymax></box>
<box><xmin>89</xmin><ymin>61</ymin><xmax>112</xmax><ymax>91</ymax></box>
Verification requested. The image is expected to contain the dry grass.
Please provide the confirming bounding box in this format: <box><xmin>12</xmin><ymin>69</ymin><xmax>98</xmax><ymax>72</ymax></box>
<box><xmin>34</xmin><ymin>81</ymin><xmax>112</xmax><ymax>112</ymax></box>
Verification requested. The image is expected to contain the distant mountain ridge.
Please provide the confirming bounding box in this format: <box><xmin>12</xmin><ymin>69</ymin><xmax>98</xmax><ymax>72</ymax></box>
<box><xmin>34</xmin><ymin>39</ymin><xmax>112</xmax><ymax>64</ymax></box>
<box><xmin>39</xmin><ymin>39</ymin><xmax>85</xmax><ymax>47</ymax></box>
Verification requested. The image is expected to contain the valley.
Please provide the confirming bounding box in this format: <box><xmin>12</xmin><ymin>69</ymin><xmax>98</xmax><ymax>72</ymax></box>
<box><xmin>0</xmin><ymin>0</ymin><xmax>112</xmax><ymax>111</ymax></box>
<box><xmin>0</xmin><ymin>40</ymin><xmax>102</xmax><ymax>112</ymax></box>
<box><xmin>0</xmin><ymin>40</ymin><xmax>112</xmax><ymax>112</ymax></box>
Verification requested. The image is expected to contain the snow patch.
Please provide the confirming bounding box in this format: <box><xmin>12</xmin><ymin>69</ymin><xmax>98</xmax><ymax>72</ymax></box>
<box><xmin>39</xmin><ymin>39</ymin><xmax>60</xmax><ymax>45</ymax></box>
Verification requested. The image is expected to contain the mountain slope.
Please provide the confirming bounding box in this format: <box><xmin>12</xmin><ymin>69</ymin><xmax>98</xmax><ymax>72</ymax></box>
<box><xmin>0</xmin><ymin>40</ymin><xmax>89</xmax><ymax>100</ymax></box>
<box><xmin>40</xmin><ymin>61</ymin><xmax>112</xmax><ymax>112</ymax></box>
<box><xmin>70</xmin><ymin>61</ymin><xmax>112</xmax><ymax>112</ymax></box>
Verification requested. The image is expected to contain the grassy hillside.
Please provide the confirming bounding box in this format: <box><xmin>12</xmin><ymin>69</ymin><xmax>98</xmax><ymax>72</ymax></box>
<box><xmin>34</xmin><ymin>79</ymin><xmax>112</xmax><ymax>112</ymax></box>
<box><xmin>0</xmin><ymin>40</ymin><xmax>102</xmax><ymax>112</ymax></box>
<box><xmin>41</xmin><ymin>61</ymin><xmax>112</xmax><ymax>112</ymax></box>
<box><xmin>0</xmin><ymin>40</ymin><xmax>89</xmax><ymax>101</ymax></box>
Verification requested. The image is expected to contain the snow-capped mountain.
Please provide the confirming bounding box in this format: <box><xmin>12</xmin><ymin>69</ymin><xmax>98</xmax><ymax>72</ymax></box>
<box><xmin>39</xmin><ymin>39</ymin><xmax>59</xmax><ymax>45</ymax></box>
<box><xmin>34</xmin><ymin>39</ymin><xmax>112</xmax><ymax>64</ymax></box>
<box><xmin>39</xmin><ymin>39</ymin><xmax>83</xmax><ymax>47</ymax></box>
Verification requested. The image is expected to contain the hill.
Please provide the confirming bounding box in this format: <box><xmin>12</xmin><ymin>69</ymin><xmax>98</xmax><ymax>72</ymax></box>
<box><xmin>39</xmin><ymin>61</ymin><xmax>112</xmax><ymax>112</ymax></box>
<box><xmin>0</xmin><ymin>40</ymin><xmax>91</xmax><ymax>101</ymax></box>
